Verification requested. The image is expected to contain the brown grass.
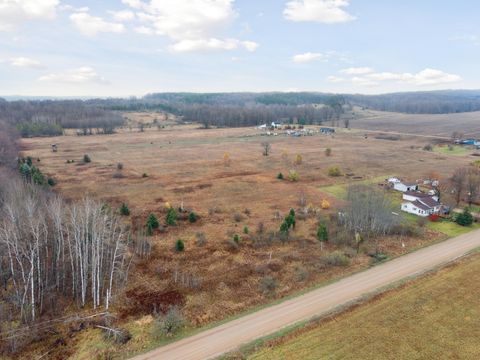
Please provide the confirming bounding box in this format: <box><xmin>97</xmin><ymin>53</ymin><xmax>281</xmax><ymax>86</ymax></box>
<box><xmin>248</xmin><ymin>252</ymin><xmax>480</xmax><ymax>360</ymax></box>
<box><xmin>16</xmin><ymin>120</ymin><xmax>476</xmax><ymax>358</ymax></box>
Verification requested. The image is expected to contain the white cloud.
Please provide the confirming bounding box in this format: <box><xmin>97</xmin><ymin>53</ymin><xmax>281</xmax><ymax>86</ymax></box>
<box><xmin>292</xmin><ymin>52</ymin><xmax>326</xmax><ymax>63</ymax></box>
<box><xmin>351</xmin><ymin>76</ymin><xmax>378</xmax><ymax>87</ymax></box>
<box><xmin>170</xmin><ymin>38</ymin><xmax>258</xmax><ymax>53</ymax></box>
<box><xmin>0</xmin><ymin>0</ymin><xmax>59</xmax><ymax>31</ymax></box>
<box><xmin>70</xmin><ymin>12</ymin><xmax>125</xmax><ymax>36</ymax></box>
<box><xmin>326</xmin><ymin>75</ymin><xmax>345</xmax><ymax>83</ymax></box>
<box><xmin>340</xmin><ymin>66</ymin><xmax>374</xmax><ymax>75</ymax></box>
<box><xmin>9</xmin><ymin>56</ymin><xmax>43</xmax><ymax>69</ymax></box>
<box><xmin>109</xmin><ymin>9</ymin><xmax>135</xmax><ymax>22</ymax></box>
<box><xmin>334</xmin><ymin>67</ymin><xmax>461</xmax><ymax>87</ymax></box>
<box><xmin>123</xmin><ymin>0</ymin><xmax>258</xmax><ymax>52</ymax></box>
<box><xmin>38</xmin><ymin>66</ymin><xmax>108</xmax><ymax>84</ymax></box>
<box><xmin>366</xmin><ymin>68</ymin><xmax>461</xmax><ymax>85</ymax></box>
<box><xmin>134</xmin><ymin>25</ymin><xmax>154</xmax><ymax>35</ymax></box>
<box><xmin>284</xmin><ymin>0</ymin><xmax>355</xmax><ymax>24</ymax></box>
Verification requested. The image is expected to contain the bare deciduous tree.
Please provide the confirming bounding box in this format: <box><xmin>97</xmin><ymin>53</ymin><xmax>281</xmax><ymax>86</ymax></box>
<box><xmin>0</xmin><ymin>179</ymin><xmax>131</xmax><ymax>323</ymax></box>
<box><xmin>466</xmin><ymin>168</ymin><xmax>480</xmax><ymax>206</ymax></box>
<box><xmin>451</xmin><ymin>168</ymin><xmax>468</xmax><ymax>206</ymax></box>
<box><xmin>343</xmin><ymin>185</ymin><xmax>399</xmax><ymax>253</ymax></box>
<box><xmin>261</xmin><ymin>142</ymin><xmax>271</xmax><ymax>156</ymax></box>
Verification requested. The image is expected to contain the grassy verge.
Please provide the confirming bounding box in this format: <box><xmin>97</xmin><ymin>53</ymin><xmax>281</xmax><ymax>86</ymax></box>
<box><xmin>242</xmin><ymin>249</ymin><xmax>480</xmax><ymax>360</ymax></box>
<box><xmin>433</xmin><ymin>144</ymin><xmax>473</xmax><ymax>156</ymax></box>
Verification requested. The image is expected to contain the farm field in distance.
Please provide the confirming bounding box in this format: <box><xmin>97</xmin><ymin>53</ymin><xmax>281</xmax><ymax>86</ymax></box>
<box><xmin>348</xmin><ymin>108</ymin><xmax>480</xmax><ymax>138</ymax></box>
<box><xmin>248</xmin><ymin>251</ymin><xmax>480</xmax><ymax>360</ymax></box>
<box><xmin>18</xmin><ymin>113</ymin><xmax>479</xmax><ymax>358</ymax></box>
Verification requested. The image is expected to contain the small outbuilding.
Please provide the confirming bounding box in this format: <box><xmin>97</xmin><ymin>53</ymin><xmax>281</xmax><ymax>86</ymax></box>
<box><xmin>388</xmin><ymin>178</ymin><xmax>418</xmax><ymax>192</ymax></box>
<box><xmin>320</xmin><ymin>127</ymin><xmax>335</xmax><ymax>134</ymax></box>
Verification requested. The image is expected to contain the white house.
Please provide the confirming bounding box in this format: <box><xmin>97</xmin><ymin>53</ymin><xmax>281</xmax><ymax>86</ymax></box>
<box><xmin>401</xmin><ymin>196</ymin><xmax>442</xmax><ymax>217</ymax></box>
<box><xmin>403</xmin><ymin>191</ymin><xmax>439</xmax><ymax>203</ymax></box>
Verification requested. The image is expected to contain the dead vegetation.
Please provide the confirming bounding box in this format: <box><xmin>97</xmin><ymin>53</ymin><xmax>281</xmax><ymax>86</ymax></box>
<box><xmin>14</xmin><ymin>119</ymin><xmax>476</xmax><ymax>358</ymax></box>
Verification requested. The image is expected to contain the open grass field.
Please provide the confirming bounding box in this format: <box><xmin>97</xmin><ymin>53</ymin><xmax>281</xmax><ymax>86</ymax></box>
<box><xmin>433</xmin><ymin>144</ymin><xmax>476</xmax><ymax>156</ymax></box>
<box><xmin>17</xmin><ymin>118</ymin><xmax>479</xmax><ymax>358</ymax></box>
<box><xmin>248</xmin><ymin>251</ymin><xmax>480</xmax><ymax>360</ymax></box>
<box><xmin>348</xmin><ymin>108</ymin><xmax>480</xmax><ymax>138</ymax></box>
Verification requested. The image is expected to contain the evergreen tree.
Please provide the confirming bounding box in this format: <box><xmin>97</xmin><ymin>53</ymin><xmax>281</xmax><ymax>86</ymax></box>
<box><xmin>119</xmin><ymin>203</ymin><xmax>130</xmax><ymax>216</ymax></box>
<box><xmin>166</xmin><ymin>207</ymin><xmax>178</xmax><ymax>226</ymax></box>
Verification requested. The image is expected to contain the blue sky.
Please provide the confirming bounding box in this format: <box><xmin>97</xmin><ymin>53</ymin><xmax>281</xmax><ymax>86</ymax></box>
<box><xmin>0</xmin><ymin>0</ymin><xmax>479</xmax><ymax>97</ymax></box>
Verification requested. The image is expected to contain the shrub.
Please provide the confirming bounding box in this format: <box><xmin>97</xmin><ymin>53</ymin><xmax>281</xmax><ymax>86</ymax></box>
<box><xmin>423</xmin><ymin>144</ymin><xmax>433</xmax><ymax>151</ymax></box>
<box><xmin>321</xmin><ymin>199</ymin><xmax>330</xmax><ymax>209</ymax></box>
<box><xmin>188</xmin><ymin>212</ymin><xmax>198</xmax><ymax>223</ymax></box>
<box><xmin>288</xmin><ymin>170</ymin><xmax>299</xmax><ymax>182</ymax></box>
<box><xmin>175</xmin><ymin>239</ymin><xmax>185</xmax><ymax>252</ymax></box>
<box><xmin>223</xmin><ymin>152</ymin><xmax>231</xmax><ymax>167</ymax></box>
<box><xmin>243</xmin><ymin>226</ymin><xmax>249</xmax><ymax>234</ymax></box>
<box><xmin>142</xmin><ymin>173</ymin><xmax>148</xmax><ymax>178</ymax></box>
<box><xmin>195</xmin><ymin>232</ymin><xmax>206</xmax><ymax>247</ymax></box>
<box><xmin>320</xmin><ymin>251</ymin><xmax>350</xmax><ymax>267</ymax></box>
<box><xmin>370</xmin><ymin>252</ymin><xmax>389</xmax><ymax>263</ymax></box>
<box><xmin>259</xmin><ymin>276</ymin><xmax>277</xmax><ymax>295</ymax></box>
<box><xmin>119</xmin><ymin>203</ymin><xmax>130</xmax><ymax>216</ymax></box>
<box><xmin>166</xmin><ymin>208</ymin><xmax>178</xmax><ymax>226</ymax></box>
<box><xmin>294</xmin><ymin>154</ymin><xmax>302</xmax><ymax>165</ymax></box>
<box><xmin>117</xmin><ymin>162</ymin><xmax>123</xmax><ymax>170</ymax></box>
<box><xmin>102</xmin><ymin>327</ymin><xmax>132</xmax><ymax>344</ymax></box>
<box><xmin>47</xmin><ymin>178</ymin><xmax>56</xmax><ymax>186</ymax></box>
<box><xmin>456</xmin><ymin>208</ymin><xmax>474</xmax><ymax>226</ymax></box>
<box><xmin>277</xmin><ymin>172</ymin><xmax>284</xmax><ymax>180</ymax></box>
<box><xmin>328</xmin><ymin>166</ymin><xmax>342</xmax><ymax>177</ymax></box>
<box><xmin>429</xmin><ymin>214</ymin><xmax>440</xmax><ymax>222</ymax></box>
<box><xmin>417</xmin><ymin>217</ymin><xmax>427</xmax><ymax>228</ymax></box>
<box><xmin>83</xmin><ymin>154</ymin><xmax>91</xmax><ymax>163</ymax></box>
<box><xmin>154</xmin><ymin>307</ymin><xmax>184</xmax><ymax>337</ymax></box>
<box><xmin>294</xmin><ymin>266</ymin><xmax>309</xmax><ymax>282</ymax></box>
<box><xmin>233</xmin><ymin>212</ymin><xmax>244</xmax><ymax>222</ymax></box>
<box><xmin>325</xmin><ymin>148</ymin><xmax>332</xmax><ymax>156</ymax></box>
<box><xmin>233</xmin><ymin>234</ymin><xmax>240</xmax><ymax>244</ymax></box>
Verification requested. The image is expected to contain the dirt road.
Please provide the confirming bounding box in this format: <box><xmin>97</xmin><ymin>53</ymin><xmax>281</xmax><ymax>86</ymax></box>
<box><xmin>131</xmin><ymin>229</ymin><xmax>480</xmax><ymax>360</ymax></box>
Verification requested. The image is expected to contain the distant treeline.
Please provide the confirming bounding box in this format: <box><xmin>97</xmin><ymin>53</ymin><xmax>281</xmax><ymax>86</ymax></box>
<box><xmin>346</xmin><ymin>90</ymin><xmax>480</xmax><ymax>114</ymax></box>
<box><xmin>88</xmin><ymin>92</ymin><xmax>346</xmax><ymax>127</ymax></box>
<box><xmin>2</xmin><ymin>90</ymin><xmax>480</xmax><ymax>137</ymax></box>
<box><xmin>0</xmin><ymin>99</ymin><xmax>124</xmax><ymax>137</ymax></box>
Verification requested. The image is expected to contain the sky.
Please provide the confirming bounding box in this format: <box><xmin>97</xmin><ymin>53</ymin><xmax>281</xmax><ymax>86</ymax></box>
<box><xmin>0</xmin><ymin>0</ymin><xmax>479</xmax><ymax>97</ymax></box>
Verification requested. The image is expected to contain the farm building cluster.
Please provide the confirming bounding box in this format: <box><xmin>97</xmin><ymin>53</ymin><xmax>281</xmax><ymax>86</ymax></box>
<box><xmin>387</xmin><ymin>177</ymin><xmax>446</xmax><ymax>217</ymax></box>
<box><xmin>257</xmin><ymin>123</ymin><xmax>335</xmax><ymax>137</ymax></box>
<box><xmin>454</xmin><ymin>138</ymin><xmax>480</xmax><ymax>147</ymax></box>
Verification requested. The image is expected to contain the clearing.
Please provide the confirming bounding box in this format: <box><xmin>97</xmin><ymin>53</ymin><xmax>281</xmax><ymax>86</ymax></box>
<box><xmin>17</xmin><ymin>117</ymin><xmax>478</xmax><ymax>359</ymax></box>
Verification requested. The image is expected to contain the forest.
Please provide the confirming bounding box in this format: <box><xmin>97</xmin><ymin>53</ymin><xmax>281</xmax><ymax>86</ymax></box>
<box><xmin>2</xmin><ymin>90</ymin><xmax>480</xmax><ymax>137</ymax></box>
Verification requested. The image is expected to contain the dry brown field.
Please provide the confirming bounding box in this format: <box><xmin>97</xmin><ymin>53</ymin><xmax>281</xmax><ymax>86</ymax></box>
<box><xmin>348</xmin><ymin>108</ymin><xmax>480</xmax><ymax>137</ymax></box>
<box><xmin>17</xmin><ymin>120</ymin><xmax>477</xmax><ymax>358</ymax></box>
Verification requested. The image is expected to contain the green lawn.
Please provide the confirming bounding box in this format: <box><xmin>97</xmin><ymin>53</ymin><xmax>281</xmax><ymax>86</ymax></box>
<box><xmin>319</xmin><ymin>175</ymin><xmax>391</xmax><ymax>200</ymax></box>
<box><xmin>249</xmin><ymin>253</ymin><xmax>480</xmax><ymax>360</ymax></box>
<box><xmin>433</xmin><ymin>145</ymin><xmax>472</xmax><ymax>156</ymax></box>
<box><xmin>427</xmin><ymin>219</ymin><xmax>480</xmax><ymax>237</ymax></box>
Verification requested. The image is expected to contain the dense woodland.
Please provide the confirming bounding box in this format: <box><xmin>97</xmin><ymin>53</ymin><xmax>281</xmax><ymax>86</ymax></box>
<box><xmin>345</xmin><ymin>90</ymin><xmax>480</xmax><ymax>114</ymax></box>
<box><xmin>2</xmin><ymin>90</ymin><xmax>480</xmax><ymax>137</ymax></box>
<box><xmin>0</xmin><ymin>94</ymin><xmax>345</xmax><ymax>134</ymax></box>
<box><xmin>0</xmin><ymin>121</ymin><xmax>132</xmax><ymax>354</ymax></box>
